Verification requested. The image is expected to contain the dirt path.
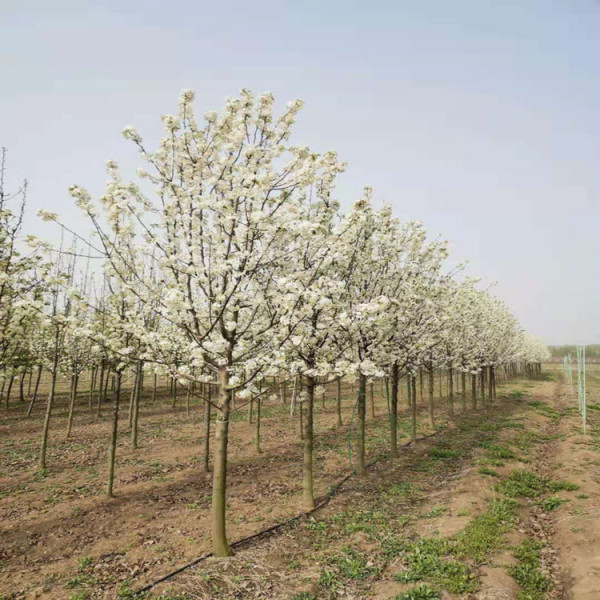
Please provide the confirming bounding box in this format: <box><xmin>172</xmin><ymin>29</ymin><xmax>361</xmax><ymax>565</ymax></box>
<box><xmin>546</xmin><ymin>368</ymin><xmax>600</xmax><ymax>599</ymax></box>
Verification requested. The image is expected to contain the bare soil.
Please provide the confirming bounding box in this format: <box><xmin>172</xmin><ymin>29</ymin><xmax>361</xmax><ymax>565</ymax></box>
<box><xmin>2</xmin><ymin>367</ymin><xmax>599</xmax><ymax>599</ymax></box>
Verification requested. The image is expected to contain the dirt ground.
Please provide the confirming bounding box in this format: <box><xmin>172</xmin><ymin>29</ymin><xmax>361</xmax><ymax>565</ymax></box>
<box><xmin>1</xmin><ymin>366</ymin><xmax>599</xmax><ymax>599</ymax></box>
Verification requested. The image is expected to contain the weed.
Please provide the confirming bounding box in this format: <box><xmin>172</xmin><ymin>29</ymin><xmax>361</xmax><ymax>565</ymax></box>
<box><xmin>547</xmin><ymin>480</ymin><xmax>579</xmax><ymax>492</ymax></box>
<box><xmin>509</xmin><ymin>539</ymin><xmax>551</xmax><ymax>599</ymax></box>
<box><xmin>497</xmin><ymin>470</ymin><xmax>546</xmax><ymax>498</ymax></box>
<box><xmin>331</xmin><ymin>548</ymin><xmax>379</xmax><ymax>579</ymax></box>
<box><xmin>394</xmin><ymin>538</ymin><xmax>476</xmax><ymax>594</ymax></box>
<box><xmin>538</xmin><ymin>496</ymin><xmax>567</xmax><ymax>511</ymax></box>
<box><xmin>428</xmin><ymin>448</ymin><xmax>462</xmax><ymax>460</ymax></box>
<box><xmin>453</xmin><ymin>499</ymin><xmax>516</xmax><ymax>562</ymax></box>
<box><xmin>479</xmin><ymin>467</ymin><xmax>499</xmax><ymax>477</ymax></box>
<box><xmin>395</xmin><ymin>583</ymin><xmax>440</xmax><ymax>599</ymax></box>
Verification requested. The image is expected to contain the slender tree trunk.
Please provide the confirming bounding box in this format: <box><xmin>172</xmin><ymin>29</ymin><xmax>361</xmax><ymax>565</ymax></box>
<box><xmin>336</xmin><ymin>377</ymin><xmax>343</xmax><ymax>426</ymax></box>
<box><xmin>471</xmin><ymin>373</ymin><xmax>477</xmax><ymax>409</ymax></box>
<box><xmin>255</xmin><ymin>396</ymin><xmax>262</xmax><ymax>453</ymax></box>
<box><xmin>27</xmin><ymin>369</ymin><xmax>33</xmax><ymax>396</ymax></box>
<box><xmin>491</xmin><ymin>366</ymin><xmax>497</xmax><ymax>399</ymax></box>
<box><xmin>203</xmin><ymin>388</ymin><xmax>211</xmax><ymax>473</ymax></box>
<box><xmin>480</xmin><ymin>369</ymin><xmax>486</xmax><ymax>404</ymax></box>
<box><xmin>448</xmin><ymin>368</ymin><xmax>454</xmax><ymax>419</ymax></box>
<box><xmin>212</xmin><ymin>367</ymin><xmax>232</xmax><ymax>556</ymax></box>
<box><xmin>356</xmin><ymin>373</ymin><xmax>367</xmax><ymax>476</ymax></box>
<box><xmin>88</xmin><ymin>367</ymin><xmax>96</xmax><ymax>410</ymax></box>
<box><xmin>461</xmin><ymin>372</ymin><xmax>467</xmax><ymax>412</ymax></box>
<box><xmin>152</xmin><ymin>373</ymin><xmax>157</xmax><ymax>402</ymax></box>
<box><xmin>428</xmin><ymin>367</ymin><xmax>435</xmax><ymax>430</ymax></box>
<box><xmin>128</xmin><ymin>367</ymin><xmax>138</xmax><ymax>429</ymax></box>
<box><xmin>26</xmin><ymin>365</ymin><xmax>43</xmax><ymax>417</ymax></box>
<box><xmin>172</xmin><ymin>378</ymin><xmax>177</xmax><ymax>409</ymax></box>
<box><xmin>390</xmin><ymin>362</ymin><xmax>399</xmax><ymax>458</ymax></box>
<box><xmin>370</xmin><ymin>381</ymin><xmax>375</xmax><ymax>418</ymax></box>
<box><xmin>66</xmin><ymin>372</ymin><xmax>79</xmax><ymax>438</ymax></box>
<box><xmin>19</xmin><ymin>371</ymin><xmax>26</xmax><ymax>402</ymax></box>
<box><xmin>39</xmin><ymin>363</ymin><xmax>58</xmax><ymax>472</ymax></box>
<box><xmin>488</xmin><ymin>366</ymin><xmax>493</xmax><ymax>402</ymax></box>
<box><xmin>303</xmin><ymin>374</ymin><xmax>315</xmax><ymax>508</ymax></box>
<box><xmin>0</xmin><ymin>375</ymin><xmax>5</xmax><ymax>409</ymax></box>
<box><xmin>411</xmin><ymin>375</ymin><xmax>417</xmax><ymax>442</ymax></box>
<box><xmin>247</xmin><ymin>398</ymin><xmax>253</xmax><ymax>424</ymax></box>
<box><xmin>131</xmin><ymin>361</ymin><xmax>142</xmax><ymax>449</ymax></box>
<box><xmin>96</xmin><ymin>362</ymin><xmax>106</xmax><ymax>418</ymax></box>
<box><xmin>5</xmin><ymin>375</ymin><xmax>14</xmax><ymax>409</ymax></box>
<box><xmin>106</xmin><ymin>370</ymin><xmax>122</xmax><ymax>498</ymax></box>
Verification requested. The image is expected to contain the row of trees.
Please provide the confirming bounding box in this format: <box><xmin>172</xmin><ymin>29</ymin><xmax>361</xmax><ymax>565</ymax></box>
<box><xmin>1</xmin><ymin>90</ymin><xmax>550</xmax><ymax>556</ymax></box>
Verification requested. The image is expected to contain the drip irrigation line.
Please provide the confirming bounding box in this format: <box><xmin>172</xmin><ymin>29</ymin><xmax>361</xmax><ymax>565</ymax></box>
<box><xmin>134</xmin><ymin>429</ymin><xmax>440</xmax><ymax>595</ymax></box>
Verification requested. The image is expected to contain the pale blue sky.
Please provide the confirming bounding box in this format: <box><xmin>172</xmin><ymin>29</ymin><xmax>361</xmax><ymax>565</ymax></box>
<box><xmin>2</xmin><ymin>0</ymin><xmax>599</xmax><ymax>344</ymax></box>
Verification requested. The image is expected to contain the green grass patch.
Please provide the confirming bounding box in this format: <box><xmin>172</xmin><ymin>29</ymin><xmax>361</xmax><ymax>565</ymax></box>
<box><xmin>394</xmin><ymin>583</ymin><xmax>440</xmax><ymax>599</ymax></box>
<box><xmin>428</xmin><ymin>448</ymin><xmax>462</xmax><ymax>460</ymax></box>
<box><xmin>509</xmin><ymin>539</ymin><xmax>551</xmax><ymax>600</ymax></box>
<box><xmin>394</xmin><ymin>538</ymin><xmax>476</xmax><ymax>594</ymax></box>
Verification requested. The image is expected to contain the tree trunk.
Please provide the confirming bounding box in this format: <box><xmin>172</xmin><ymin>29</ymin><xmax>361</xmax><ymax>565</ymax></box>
<box><xmin>356</xmin><ymin>373</ymin><xmax>367</xmax><ymax>476</ymax></box>
<box><xmin>448</xmin><ymin>368</ymin><xmax>454</xmax><ymax>419</ymax></box>
<box><xmin>19</xmin><ymin>371</ymin><xmax>26</xmax><ymax>402</ymax></box>
<box><xmin>461</xmin><ymin>372</ymin><xmax>467</xmax><ymax>411</ymax></box>
<box><xmin>247</xmin><ymin>398</ymin><xmax>253</xmax><ymax>424</ymax></box>
<box><xmin>39</xmin><ymin>365</ymin><xmax>58</xmax><ymax>472</ymax></box>
<box><xmin>411</xmin><ymin>375</ymin><xmax>417</xmax><ymax>442</ymax></box>
<box><xmin>106</xmin><ymin>370</ymin><xmax>122</xmax><ymax>497</ymax></box>
<box><xmin>336</xmin><ymin>377</ymin><xmax>343</xmax><ymax>426</ymax></box>
<box><xmin>491</xmin><ymin>366</ymin><xmax>497</xmax><ymax>399</ymax></box>
<box><xmin>303</xmin><ymin>374</ymin><xmax>315</xmax><ymax>508</ymax></box>
<box><xmin>131</xmin><ymin>361</ymin><xmax>143</xmax><ymax>449</ymax></box>
<box><xmin>88</xmin><ymin>367</ymin><xmax>97</xmax><ymax>410</ymax></box>
<box><xmin>26</xmin><ymin>366</ymin><xmax>43</xmax><ymax>417</ymax></box>
<box><xmin>66</xmin><ymin>373</ymin><xmax>79</xmax><ymax>438</ymax></box>
<box><xmin>471</xmin><ymin>373</ymin><xmax>477</xmax><ymax>409</ymax></box>
<box><xmin>203</xmin><ymin>389</ymin><xmax>211</xmax><ymax>473</ymax></box>
<box><xmin>370</xmin><ymin>381</ymin><xmax>375</xmax><ymax>418</ymax></box>
<box><xmin>428</xmin><ymin>367</ymin><xmax>435</xmax><ymax>430</ymax></box>
<box><xmin>390</xmin><ymin>362</ymin><xmax>399</xmax><ymax>458</ymax></box>
<box><xmin>488</xmin><ymin>366</ymin><xmax>493</xmax><ymax>402</ymax></box>
<box><xmin>212</xmin><ymin>367</ymin><xmax>232</xmax><ymax>556</ymax></box>
<box><xmin>96</xmin><ymin>362</ymin><xmax>105</xmax><ymax>418</ymax></box>
<box><xmin>255</xmin><ymin>396</ymin><xmax>262</xmax><ymax>453</ymax></box>
<box><xmin>5</xmin><ymin>375</ymin><xmax>14</xmax><ymax>409</ymax></box>
<box><xmin>152</xmin><ymin>373</ymin><xmax>157</xmax><ymax>402</ymax></box>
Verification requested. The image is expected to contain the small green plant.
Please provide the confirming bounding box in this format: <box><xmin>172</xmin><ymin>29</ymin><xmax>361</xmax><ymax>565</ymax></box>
<box><xmin>318</xmin><ymin>568</ymin><xmax>341</xmax><ymax>590</ymax></box>
<box><xmin>331</xmin><ymin>548</ymin><xmax>379</xmax><ymax>579</ymax></box>
<box><xmin>539</xmin><ymin>496</ymin><xmax>567</xmax><ymax>511</ymax></box>
<box><xmin>479</xmin><ymin>466</ymin><xmax>499</xmax><ymax>477</ymax></box>
<box><xmin>395</xmin><ymin>583</ymin><xmax>440</xmax><ymax>599</ymax></box>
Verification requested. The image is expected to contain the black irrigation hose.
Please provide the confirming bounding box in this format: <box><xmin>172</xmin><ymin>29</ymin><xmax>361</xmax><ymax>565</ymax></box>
<box><xmin>134</xmin><ymin>428</ymin><xmax>440</xmax><ymax>596</ymax></box>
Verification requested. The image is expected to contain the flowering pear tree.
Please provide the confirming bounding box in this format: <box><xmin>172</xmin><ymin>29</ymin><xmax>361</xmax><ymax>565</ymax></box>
<box><xmin>65</xmin><ymin>89</ymin><xmax>344</xmax><ymax>555</ymax></box>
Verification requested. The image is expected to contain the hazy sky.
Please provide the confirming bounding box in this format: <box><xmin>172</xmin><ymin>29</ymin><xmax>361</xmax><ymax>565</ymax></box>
<box><xmin>2</xmin><ymin>0</ymin><xmax>599</xmax><ymax>344</ymax></box>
